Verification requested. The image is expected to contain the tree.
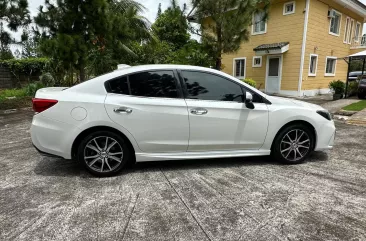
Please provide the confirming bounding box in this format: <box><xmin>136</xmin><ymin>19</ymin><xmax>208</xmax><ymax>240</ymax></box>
<box><xmin>157</xmin><ymin>3</ymin><xmax>162</xmax><ymax>19</ymax></box>
<box><xmin>35</xmin><ymin>0</ymin><xmax>152</xmax><ymax>81</ymax></box>
<box><xmin>190</xmin><ymin>0</ymin><xmax>270</xmax><ymax>70</ymax></box>
<box><xmin>0</xmin><ymin>0</ymin><xmax>30</xmax><ymax>59</ymax></box>
<box><xmin>152</xmin><ymin>0</ymin><xmax>190</xmax><ymax>50</ymax></box>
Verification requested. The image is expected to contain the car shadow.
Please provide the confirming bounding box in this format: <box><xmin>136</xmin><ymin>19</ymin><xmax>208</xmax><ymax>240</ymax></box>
<box><xmin>33</xmin><ymin>151</ymin><xmax>329</xmax><ymax>178</ymax></box>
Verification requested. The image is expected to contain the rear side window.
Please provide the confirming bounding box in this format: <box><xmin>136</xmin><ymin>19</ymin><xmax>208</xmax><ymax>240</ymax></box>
<box><xmin>105</xmin><ymin>70</ymin><xmax>178</xmax><ymax>98</ymax></box>
<box><xmin>129</xmin><ymin>71</ymin><xmax>178</xmax><ymax>98</ymax></box>
<box><xmin>108</xmin><ymin>76</ymin><xmax>129</xmax><ymax>95</ymax></box>
<box><xmin>181</xmin><ymin>71</ymin><xmax>244</xmax><ymax>102</ymax></box>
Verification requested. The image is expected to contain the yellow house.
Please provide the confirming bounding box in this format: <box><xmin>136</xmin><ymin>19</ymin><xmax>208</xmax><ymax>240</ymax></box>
<box><xmin>190</xmin><ymin>0</ymin><xmax>366</xmax><ymax>96</ymax></box>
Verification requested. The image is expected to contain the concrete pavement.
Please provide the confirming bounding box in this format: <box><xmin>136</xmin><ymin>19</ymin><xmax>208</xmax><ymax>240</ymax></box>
<box><xmin>1</xmin><ymin>110</ymin><xmax>366</xmax><ymax>240</ymax></box>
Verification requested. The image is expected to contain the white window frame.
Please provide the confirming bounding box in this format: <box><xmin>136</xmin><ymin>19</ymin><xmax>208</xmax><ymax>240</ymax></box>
<box><xmin>355</xmin><ymin>22</ymin><xmax>361</xmax><ymax>42</ymax></box>
<box><xmin>329</xmin><ymin>10</ymin><xmax>342</xmax><ymax>36</ymax></box>
<box><xmin>283</xmin><ymin>1</ymin><xmax>296</xmax><ymax>15</ymax></box>
<box><xmin>233</xmin><ymin>57</ymin><xmax>246</xmax><ymax>79</ymax></box>
<box><xmin>252</xmin><ymin>56</ymin><xmax>262</xmax><ymax>67</ymax></box>
<box><xmin>343</xmin><ymin>16</ymin><xmax>350</xmax><ymax>43</ymax></box>
<box><xmin>325</xmin><ymin>56</ymin><xmax>337</xmax><ymax>77</ymax></box>
<box><xmin>308</xmin><ymin>54</ymin><xmax>318</xmax><ymax>76</ymax></box>
<box><xmin>252</xmin><ymin>12</ymin><xmax>267</xmax><ymax>35</ymax></box>
<box><xmin>348</xmin><ymin>19</ymin><xmax>354</xmax><ymax>44</ymax></box>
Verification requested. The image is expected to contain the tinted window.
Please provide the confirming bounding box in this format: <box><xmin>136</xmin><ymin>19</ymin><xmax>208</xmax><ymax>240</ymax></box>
<box><xmin>129</xmin><ymin>71</ymin><xmax>178</xmax><ymax>98</ymax></box>
<box><xmin>108</xmin><ymin>76</ymin><xmax>129</xmax><ymax>95</ymax></box>
<box><xmin>181</xmin><ymin>71</ymin><xmax>244</xmax><ymax>102</ymax></box>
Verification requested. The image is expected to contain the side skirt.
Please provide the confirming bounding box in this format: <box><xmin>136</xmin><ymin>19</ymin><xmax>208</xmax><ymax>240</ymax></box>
<box><xmin>135</xmin><ymin>149</ymin><xmax>271</xmax><ymax>162</ymax></box>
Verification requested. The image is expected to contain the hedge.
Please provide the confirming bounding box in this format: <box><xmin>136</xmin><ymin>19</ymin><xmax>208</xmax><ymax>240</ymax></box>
<box><xmin>0</xmin><ymin>58</ymin><xmax>49</xmax><ymax>75</ymax></box>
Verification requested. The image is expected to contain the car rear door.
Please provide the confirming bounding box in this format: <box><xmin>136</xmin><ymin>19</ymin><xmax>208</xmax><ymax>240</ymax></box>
<box><xmin>179</xmin><ymin>70</ymin><xmax>269</xmax><ymax>151</ymax></box>
<box><xmin>104</xmin><ymin>70</ymin><xmax>189</xmax><ymax>153</ymax></box>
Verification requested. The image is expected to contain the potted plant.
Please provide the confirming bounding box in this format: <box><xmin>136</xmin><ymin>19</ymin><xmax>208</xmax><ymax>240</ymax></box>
<box><xmin>329</xmin><ymin>80</ymin><xmax>345</xmax><ymax>100</ymax></box>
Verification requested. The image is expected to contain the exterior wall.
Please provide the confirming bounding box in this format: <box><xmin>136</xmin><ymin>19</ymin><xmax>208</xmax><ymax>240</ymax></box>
<box><xmin>302</xmin><ymin>0</ymin><xmax>364</xmax><ymax>93</ymax></box>
<box><xmin>220</xmin><ymin>0</ymin><xmax>306</xmax><ymax>91</ymax></box>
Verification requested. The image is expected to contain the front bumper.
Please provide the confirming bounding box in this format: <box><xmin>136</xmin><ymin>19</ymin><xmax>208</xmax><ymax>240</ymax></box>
<box><xmin>314</xmin><ymin>121</ymin><xmax>336</xmax><ymax>151</ymax></box>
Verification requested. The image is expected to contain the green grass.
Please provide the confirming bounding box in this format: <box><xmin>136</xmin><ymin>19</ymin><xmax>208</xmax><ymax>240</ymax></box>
<box><xmin>342</xmin><ymin>100</ymin><xmax>366</xmax><ymax>111</ymax></box>
<box><xmin>0</xmin><ymin>88</ymin><xmax>27</xmax><ymax>101</ymax></box>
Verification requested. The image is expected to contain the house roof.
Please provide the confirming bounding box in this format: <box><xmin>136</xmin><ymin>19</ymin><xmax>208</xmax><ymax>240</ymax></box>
<box><xmin>253</xmin><ymin>42</ymin><xmax>289</xmax><ymax>51</ymax></box>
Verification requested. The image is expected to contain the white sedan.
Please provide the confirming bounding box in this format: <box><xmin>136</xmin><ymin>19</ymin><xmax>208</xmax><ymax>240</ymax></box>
<box><xmin>31</xmin><ymin>65</ymin><xmax>335</xmax><ymax>176</ymax></box>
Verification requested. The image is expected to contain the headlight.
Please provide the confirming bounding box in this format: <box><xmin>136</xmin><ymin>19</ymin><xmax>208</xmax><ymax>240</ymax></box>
<box><xmin>317</xmin><ymin>110</ymin><xmax>332</xmax><ymax>121</ymax></box>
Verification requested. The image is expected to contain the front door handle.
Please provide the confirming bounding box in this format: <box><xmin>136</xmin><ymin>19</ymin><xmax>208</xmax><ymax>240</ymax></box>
<box><xmin>191</xmin><ymin>108</ymin><xmax>208</xmax><ymax>115</ymax></box>
<box><xmin>114</xmin><ymin>107</ymin><xmax>132</xmax><ymax>114</ymax></box>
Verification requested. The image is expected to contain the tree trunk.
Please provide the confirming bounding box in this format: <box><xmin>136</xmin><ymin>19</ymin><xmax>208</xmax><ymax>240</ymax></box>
<box><xmin>215</xmin><ymin>57</ymin><xmax>222</xmax><ymax>70</ymax></box>
<box><xmin>215</xmin><ymin>24</ymin><xmax>222</xmax><ymax>70</ymax></box>
<box><xmin>79</xmin><ymin>64</ymin><xmax>86</xmax><ymax>83</ymax></box>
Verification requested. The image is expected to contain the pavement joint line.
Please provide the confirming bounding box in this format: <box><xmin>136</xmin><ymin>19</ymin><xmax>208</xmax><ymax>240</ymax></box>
<box><xmin>120</xmin><ymin>193</ymin><xmax>140</xmax><ymax>241</ymax></box>
<box><xmin>160</xmin><ymin>168</ymin><xmax>213</xmax><ymax>241</ymax></box>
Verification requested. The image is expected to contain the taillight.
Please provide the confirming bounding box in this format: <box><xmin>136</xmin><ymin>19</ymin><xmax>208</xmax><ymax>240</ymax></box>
<box><xmin>32</xmin><ymin>98</ymin><xmax>58</xmax><ymax>113</ymax></box>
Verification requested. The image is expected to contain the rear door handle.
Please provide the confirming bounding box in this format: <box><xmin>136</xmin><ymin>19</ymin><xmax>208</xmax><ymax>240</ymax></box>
<box><xmin>114</xmin><ymin>107</ymin><xmax>132</xmax><ymax>114</ymax></box>
<box><xmin>191</xmin><ymin>108</ymin><xmax>208</xmax><ymax>115</ymax></box>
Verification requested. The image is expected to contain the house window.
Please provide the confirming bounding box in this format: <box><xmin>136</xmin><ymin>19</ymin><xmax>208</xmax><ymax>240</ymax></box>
<box><xmin>348</xmin><ymin>19</ymin><xmax>354</xmax><ymax>44</ymax></box>
<box><xmin>233</xmin><ymin>58</ymin><xmax>246</xmax><ymax>78</ymax></box>
<box><xmin>252</xmin><ymin>11</ymin><xmax>266</xmax><ymax>35</ymax></box>
<box><xmin>344</xmin><ymin>17</ymin><xmax>350</xmax><ymax>43</ymax></box>
<box><xmin>283</xmin><ymin>1</ymin><xmax>295</xmax><ymax>15</ymax></box>
<box><xmin>355</xmin><ymin>22</ymin><xmax>361</xmax><ymax>42</ymax></box>
<box><xmin>329</xmin><ymin>10</ymin><xmax>341</xmax><ymax>36</ymax></box>
<box><xmin>325</xmin><ymin>57</ymin><xmax>337</xmax><ymax>76</ymax></box>
<box><xmin>252</xmin><ymin>56</ymin><xmax>262</xmax><ymax>67</ymax></box>
<box><xmin>308</xmin><ymin>54</ymin><xmax>318</xmax><ymax>76</ymax></box>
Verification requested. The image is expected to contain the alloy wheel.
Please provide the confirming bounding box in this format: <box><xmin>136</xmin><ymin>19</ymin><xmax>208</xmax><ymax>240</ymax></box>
<box><xmin>83</xmin><ymin>136</ymin><xmax>124</xmax><ymax>173</ymax></box>
<box><xmin>280</xmin><ymin>129</ymin><xmax>310</xmax><ymax>162</ymax></box>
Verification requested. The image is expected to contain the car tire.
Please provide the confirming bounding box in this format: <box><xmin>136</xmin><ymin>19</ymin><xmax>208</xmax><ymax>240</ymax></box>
<box><xmin>271</xmin><ymin>124</ymin><xmax>315</xmax><ymax>164</ymax></box>
<box><xmin>77</xmin><ymin>130</ymin><xmax>131</xmax><ymax>177</ymax></box>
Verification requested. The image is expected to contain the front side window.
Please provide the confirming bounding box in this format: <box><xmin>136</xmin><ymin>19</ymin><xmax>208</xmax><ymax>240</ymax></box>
<box><xmin>283</xmin><ymin>1</ymin><xmax>295</xmax><ymax>15</ymax></box>
<box><xmin>252</xmin><ymin>11</ymin><xmax>266</xmax><ymax>34</ymax></box>
<box><xmin>129</xmin><ymin>71</ymin><xmax>178</xmax><ymax>98</ymax></box>
<box><xmin>181</xmin><ymin>71</ymin><xmax>244</xmax><ymax>102</ymax></box>
<box><xmin>234</xmin><ymin>58</ymin><xmax>246</xmax><ymax>78</ymax></box>
<box><xmin>325</xmin><ymin>57</ymin><xmax>337</xmax><ymax>76</ymax></box>
<box><xmin>329</xmin><ymin>10</ymin><xmax>341</xmax><ymax>35</ymax></box>
<box><xmin>309</xmin><ymin>54</ymin><xmax>318</xmax><ymax>76</ymax></box>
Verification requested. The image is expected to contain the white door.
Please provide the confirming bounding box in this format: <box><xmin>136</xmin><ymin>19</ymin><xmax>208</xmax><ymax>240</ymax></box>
<box><xmin>180</xmin><ymin>70</ymin><xmax>269</xmax><ymax>152</ymax></box>
<box><xmin>266</xmin><ymin>56</ymin><xmax>282</xmax><ymax>94</ymax></box>
<box><xmin>104</xmin><ymin>70</ymin><xmax>189</xmax><ymax>153</ymax></box>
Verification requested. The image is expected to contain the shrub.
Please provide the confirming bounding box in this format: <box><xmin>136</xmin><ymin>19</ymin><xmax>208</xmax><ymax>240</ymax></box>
<box><xmin>241</xmin><ymin>78</ymin><xmax>257</xmax><ymax>88</ymax></box>
<box><xmin>329</xmin><ymin>80</ymin><xmax>345</xmax><ymax>94</ymax></box>
<box><xmin>0</xmin><ymin>58</ymin><xmax>49</xmax><ymax>75</ymax></box>
<box><xmin>24</xmin><ymin>82</ymin><xmax>45</xmax><ymax>97</ymax></box>
<box><xmin>40</xmin><ymin>72</ymin><xmax>55</xmax><ymax>87</ymax></box>
<box><xmin>348</xmin><ymin>81</ymin><xmax>359</xmax><ymax>96</ymax></box>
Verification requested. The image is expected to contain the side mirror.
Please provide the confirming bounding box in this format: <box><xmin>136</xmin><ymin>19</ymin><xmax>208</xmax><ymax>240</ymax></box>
<box><xmin>245</xmin><ymin>92</ymin><xmax>255</xmax><ymax>109</ymax></box>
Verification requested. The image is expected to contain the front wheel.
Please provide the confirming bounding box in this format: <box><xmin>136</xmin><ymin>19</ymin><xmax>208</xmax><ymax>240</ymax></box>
<box><xmin>77</xmin><ymin>131</ymin><xmax>131</xmax><ymax>177</ymax></box>
<box><xmin>272</xmin><ymin>124</ymin><xmax>314</xmax><ymax>164</ymax></box>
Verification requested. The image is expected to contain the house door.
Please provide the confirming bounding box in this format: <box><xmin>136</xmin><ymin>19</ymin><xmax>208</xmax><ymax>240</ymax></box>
<box><xmin>266</xmin><ymin>56</ymin><xmax>282</xmax><ymax>94</ymax></box>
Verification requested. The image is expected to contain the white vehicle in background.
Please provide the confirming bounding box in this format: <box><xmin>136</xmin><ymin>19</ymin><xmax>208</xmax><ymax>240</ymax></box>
<box><xmin>31</xmin><ymin>65</ymin><xmax>335</xmax><ymax>176</ymax></box>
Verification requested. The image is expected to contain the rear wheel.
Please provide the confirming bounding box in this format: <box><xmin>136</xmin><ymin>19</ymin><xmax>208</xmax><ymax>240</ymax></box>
<box><xmin>272</xmin><ymin>124</ymin><xmax>314</xmax><ymax>164</ymax></box>
<box><xmin>77</xmin><ymin>130</ymin><xmax>131</xmax><ymax>177</ymax></box>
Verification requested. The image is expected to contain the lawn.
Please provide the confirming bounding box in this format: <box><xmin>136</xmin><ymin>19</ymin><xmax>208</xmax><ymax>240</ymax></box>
<box><xmin>342</xmin><ymin>100</ymin><xmax>366</xmax><ymax>111</ymax></box>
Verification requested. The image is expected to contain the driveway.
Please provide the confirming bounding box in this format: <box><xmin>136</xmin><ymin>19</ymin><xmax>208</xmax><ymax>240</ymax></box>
<box><xmin>1</xmin><ymin>110</ymin><xmax>365</xmax><ymax>241</ymax></box>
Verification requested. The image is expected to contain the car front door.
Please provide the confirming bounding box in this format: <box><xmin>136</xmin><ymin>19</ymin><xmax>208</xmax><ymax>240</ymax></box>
<box><xmin>180</xmin><ymin>70</ymin><xmax>269</xmax><ymax>152</ymax></box>
<box><xmin>104</xmin><ymin>70</ymin><xmax>189</xmax><ymax>153</ymax></box>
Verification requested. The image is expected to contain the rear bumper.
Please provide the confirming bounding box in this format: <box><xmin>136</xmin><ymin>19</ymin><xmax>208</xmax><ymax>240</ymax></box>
<box><xmin>31</xmin><ymin>114</ymin><xmax>79</xmax><ymax>159</ymax></box>
<box><xmin>33</xmin><ymin>143</ymin><xmax>65</xmax><ymax>159</ymax></box>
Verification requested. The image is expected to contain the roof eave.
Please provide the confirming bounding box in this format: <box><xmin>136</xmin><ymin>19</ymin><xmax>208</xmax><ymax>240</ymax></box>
<box><xmin>333</xmin><ymin>0</ymin><xmax>366</xmax><ymax>20</ymax></box>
